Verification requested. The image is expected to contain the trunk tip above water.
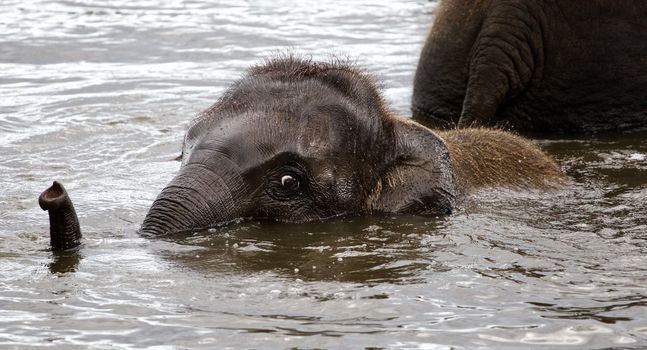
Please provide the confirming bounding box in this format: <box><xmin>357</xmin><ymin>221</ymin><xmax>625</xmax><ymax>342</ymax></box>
<box><xmin>39</xmin><ymin>181</ymin><xmax>68</xmax><ymax>211</ymax></box>
<box><xmin>39</xmin><ymin>181</ymin><xmax>82</xmax><ymax>251</ymax></box>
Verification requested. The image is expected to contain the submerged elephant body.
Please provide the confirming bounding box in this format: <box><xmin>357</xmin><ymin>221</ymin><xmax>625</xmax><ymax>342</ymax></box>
<box><xmin>412</xmin><ymin>0</ymin><xmax>647</xmax><ymax>132</ymax></box>
<box><xmin>42</xmin><ymin>57</ymin><xmax>564</xmax><ymax>248</ymax></box>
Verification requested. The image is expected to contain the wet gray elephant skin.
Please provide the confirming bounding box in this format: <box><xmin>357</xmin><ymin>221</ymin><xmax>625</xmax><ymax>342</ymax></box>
<box><xmin>412</xmin><ymin>0</ymin><xmax>647</xmax><ymax>133</ymax></box>
<box><xmin>39</xmin><ymin>181</ymin><xmax>82</xmax><ymax>251</ymax></box>
<box><xmin>41</xmin><ymin>57</ymin><xmax>564</xmax><ymax>248</ymax></box>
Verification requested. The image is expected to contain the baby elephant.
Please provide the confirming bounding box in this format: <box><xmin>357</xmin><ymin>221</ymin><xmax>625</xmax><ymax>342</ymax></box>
<box><xmin>41</xmin><ymin>57</ymin><xmax>564</xmax><ymax>248</ymax></box>
<box><xmin>412</xmin><ymin>0</ymin><xmax>647</xmax><ymax>133</ymax></box>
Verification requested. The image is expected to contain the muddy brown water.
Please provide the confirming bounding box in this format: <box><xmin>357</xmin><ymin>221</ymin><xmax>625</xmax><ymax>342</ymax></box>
<box><xmin>1</xmin><ymin>1</ymin><xmax>646</xmax><ymax>349</ymax></box>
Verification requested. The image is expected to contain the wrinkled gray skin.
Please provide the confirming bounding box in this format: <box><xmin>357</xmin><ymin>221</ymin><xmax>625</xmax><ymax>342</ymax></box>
<box><xmin>412</xmin><ymin>0</ymin><xmax>647</xmax><ymax>133</ymax></box>
<box><xmin>39</xmin><ymin>181</ymin><xmax>82</xmax><ymax>250</ymax></box>
<box><xmin>139</xmin><ymin>58</ymin><xmax>456</xmax><ymax>236</ymax></box>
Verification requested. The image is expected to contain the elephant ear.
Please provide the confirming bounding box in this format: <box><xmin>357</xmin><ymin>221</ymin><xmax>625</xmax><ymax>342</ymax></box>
<box><xmin>370</xmin><ymin>118</ymin><xmax>457</xmax><ymax>215</ymax></box>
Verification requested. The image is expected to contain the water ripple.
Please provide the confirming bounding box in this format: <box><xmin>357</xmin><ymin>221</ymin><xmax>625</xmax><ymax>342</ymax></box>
<box><xmin>2</xmin><ymin>0</ymin><xmax>646</xmax><ymax>348</ymax></box>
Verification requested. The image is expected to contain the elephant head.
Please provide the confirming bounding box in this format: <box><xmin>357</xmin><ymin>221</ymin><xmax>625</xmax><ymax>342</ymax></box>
<box><xmin>140</xmin><ymin>57</ymin><xmax>457</xmax><ymax>235</ymax></box>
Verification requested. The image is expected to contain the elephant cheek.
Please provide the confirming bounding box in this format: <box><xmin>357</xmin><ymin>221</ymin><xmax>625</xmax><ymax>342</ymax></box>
<box><xmin>140</xmin><ymin>164</ymin><xmax>245</xmax><ymax>235</ymax></box>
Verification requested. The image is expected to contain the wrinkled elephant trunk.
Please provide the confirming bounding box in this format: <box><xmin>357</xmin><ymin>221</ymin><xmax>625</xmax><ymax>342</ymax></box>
<box><xmin>139</xmin><ymin>163</ymin><xmax>242</xmax><ymax>236</ymax></box>
<box><xmin>39</xmin><ymin>181</ymin><xmax>82</xmax><ymax>251</ymax></box>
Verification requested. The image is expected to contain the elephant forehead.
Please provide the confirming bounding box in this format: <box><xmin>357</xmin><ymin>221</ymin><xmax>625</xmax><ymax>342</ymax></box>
<box><xmin>293</xmin><ymin>117</ymin><xmax>362</xmax><ymax>157</ymax></box>
<box><xmin>192</xmin><ymin>111</ymin><xmax>368</xmax><ymax>171</ymax></box>
<box><xmin>227</xmin><ymin>109</ymin><xmax>368</xmax><ymax>156</ymax></box>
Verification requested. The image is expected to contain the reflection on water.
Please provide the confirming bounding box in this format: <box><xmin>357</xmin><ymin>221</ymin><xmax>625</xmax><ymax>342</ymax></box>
<box><xmin>1</xmin><ymin>0</ymin><xmax>646</xmax><ymax>348</ymax></box>
<box><xmin>48</xmin><ymin>249</ymin><xmax>82</xmax><ymax>274</ymax></box>
<box><xmin>161</xmin><ymin>216</ymin><xmax>450</xmax><ymax>284</ymax></box>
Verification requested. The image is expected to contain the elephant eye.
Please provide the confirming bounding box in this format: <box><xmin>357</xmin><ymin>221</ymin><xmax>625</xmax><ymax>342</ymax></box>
<box><xmin>280</xmin><ymin>174</ymin><xmax>299</xmax><ymax>191</ymax></box>
<box><xmin>265</xmin><ymin>163</ymin><xmax>308</xmax><ymax>201</ymax></box>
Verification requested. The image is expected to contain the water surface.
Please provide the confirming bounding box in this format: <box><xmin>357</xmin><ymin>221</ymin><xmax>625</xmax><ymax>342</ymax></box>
<box><xmin>1</xmin><ymin>1</ymin><xmax>646</xmax><ymax>349</ymax></box>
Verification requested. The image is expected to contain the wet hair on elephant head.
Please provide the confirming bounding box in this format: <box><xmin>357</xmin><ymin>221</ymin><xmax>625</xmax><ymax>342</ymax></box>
<box><xmin>40</xmin><ymin>56</ymin><xmax>565</xmax><ymax>250</ymax></box>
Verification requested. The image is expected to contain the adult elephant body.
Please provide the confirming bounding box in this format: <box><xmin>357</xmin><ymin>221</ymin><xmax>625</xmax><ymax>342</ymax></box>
<box><xmin>412</xmin><ymin>0</ymin><xmax>647</xmax><ymax>133</ymax></box>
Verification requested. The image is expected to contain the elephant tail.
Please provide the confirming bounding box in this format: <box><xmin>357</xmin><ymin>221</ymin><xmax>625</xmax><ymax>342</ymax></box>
<box><xmin>39</xmin><ymin>181</ymin><xmax>82</xmax><ymax>251</ymax></box>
